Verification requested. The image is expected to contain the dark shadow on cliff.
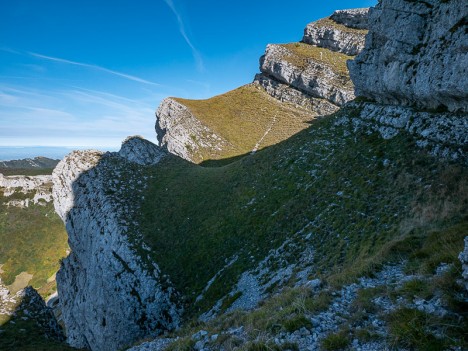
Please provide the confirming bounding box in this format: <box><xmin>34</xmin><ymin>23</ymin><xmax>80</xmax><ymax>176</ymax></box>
<box><xmin>0</xmin><ymin>287</ymin><xmax>79</xmax><ymax>351</ymax></box>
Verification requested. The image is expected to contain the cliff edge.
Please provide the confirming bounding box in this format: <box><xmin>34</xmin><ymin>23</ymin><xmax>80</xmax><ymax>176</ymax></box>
<box><xmin>349</xmin><ymin>0</ymin><xmax>468</xmax><ymax>112</ymax></box>
<box><xmin>52</xmin><ymin>137</ymin><xmax>181</xmax><ymax>351</ymax></box>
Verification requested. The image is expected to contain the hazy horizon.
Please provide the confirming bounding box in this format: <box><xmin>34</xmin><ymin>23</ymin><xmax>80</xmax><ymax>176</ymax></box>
<box><xmin>0</xmin><ymin>145</ymin><xmax>120</xmax><ymax>161</ymax></box>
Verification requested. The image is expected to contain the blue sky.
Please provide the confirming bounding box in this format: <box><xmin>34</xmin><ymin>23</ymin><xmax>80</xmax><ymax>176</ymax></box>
<box><xmin>0</xmin><ymin>0</ymin><xmax>375</xmax><ymax>149</ymax></box>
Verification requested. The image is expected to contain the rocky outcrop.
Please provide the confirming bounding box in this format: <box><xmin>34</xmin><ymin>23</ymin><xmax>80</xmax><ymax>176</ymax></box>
<box><xmin>349</xmin><ymin>0</ymin><xmax>468</xmax><ymax>112</ymax></box>
<box><xmin>119</xmin><ymin>135</ymin><xmax>166</xmax><ymax>166</ymax></box>
<box><xmin>338</xmin><ymin>102</ymin><xmax>468</xmax><ymax>163</ymax></box>
<box><xmin>330</xmin><ymin>8</ymin><xmax>369</xmax><ymax>29</ymax></box>
<box><xmin>254</xmin><ymin>8</ymin><xmax>368</xmax><ymax>112</ymax></box>
<box><xmin>0</xmin><ymin>174</ymin><xmax>52</xmax><ymax>194</ymax></box>
<box><xmin>0</xmin><ymin>174</ymin><xmax>53</xmax><ymax>207</ymax></box>
<box><xmin>303</xmin><ymin>9</ymin><xmax>369</xmax><ymax>55</ymax></box>
<box><xmin>156</xmin><ymin>98</ymin><xmax>231</xmax><ymax>163</ymax></box>
<box><xmin>253</xmin><ymin>74</ymin><xmax>338</xmax><ymax>116</ymax></box>
<box><xmin>52</xmin><ymin>138</ymin><xmax>180</xmax><ymax>351</ymax></box>
<box><xmin>256</xmin><ymin>44</ymin><xmax>354</xmax><ymax>107</ymax></box>
<box><xmin>156</xmin><ymin>10</ymin><xmax>369</xmax><ymax>163</ymax></box>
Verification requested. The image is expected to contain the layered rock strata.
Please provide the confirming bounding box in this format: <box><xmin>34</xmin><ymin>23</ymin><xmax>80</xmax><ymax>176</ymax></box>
<box><xmin>0</xmin><ymin>174</ymin><xmax>53</xmax><ymax>207</ymax></box>
<box><xmin>52</xmin><ymin>137</ymin><xmax>181</xmax><ymax>351</ymax></box>
<box><xmin>254</xmin><ymin>8</ymin><xmax>369</xmax><ymax>111</ymax></box>
<box><xmin>255</xmin><ymin>43</ymin><xmax>354</xmax><ymax>107</ymax></box>
<box><xmin>303</xmin><ymin>9</ymin><xmax>369</xmax><ymax>55</ymax></box>
<box><xmin>349</xmin><ymin>0</ymin><xmax>468</xmax><ymax>112</ymax></box>
<box><xmin>338</xmin><ymin>102</ymin><xmax>468</xmax><ymax>163</ymax></box>
<box><xmin>157</xmin><ymin>9</ymin><xmax>369</xmax><ymax>163</ymax></box>
<box><xmin>345</xmin><ymin>0</ymin><xmax>468</xmax><ymax>290</ymax></box>
<box><xmin>330</xmin><ymin>8</ymin><xmax>369</xmax><ymax>30</ymax></box>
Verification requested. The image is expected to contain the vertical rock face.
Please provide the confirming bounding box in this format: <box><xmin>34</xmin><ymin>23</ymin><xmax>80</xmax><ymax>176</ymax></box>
<box><xmin>52</xmin><ymin>137</ymin><xmax>181</xmax><ymax>351</ymax></box>
<box><xmin>254</xmin><ymin>8</ymin><xmax>369</xmax><ymax>112</ymax></box>
<box><xmin>303</xmin><ymin>8</ymin><xmax>369</xmax><ymax>55</ymax></box>
<box><xmin>256</xmin><ymin>43</ymin><xmax>355</xmax><ymax>107</ymax></box>
<box><xmin>344</xmin><ymin>1</ymin><xmax>468</xmax><ymax>289</ymax></box>
<box><xmin>330</xmin><ymin>8</ymin><xmax>369</xmax><ymax>29</ymax></box>
<box><xmin>349</xmin><ymin>0</ymin><xmax>468</xmax><ymax>112</ymax></box>
<box><xmin>156</xmin><ymin>10</ymin><xmax>369</xmax><ymax>164</ymax></box>
<box><xmin>156</xmin><ymin>98</ymin><xmax>231</xmax><ymax>163</ymax></box>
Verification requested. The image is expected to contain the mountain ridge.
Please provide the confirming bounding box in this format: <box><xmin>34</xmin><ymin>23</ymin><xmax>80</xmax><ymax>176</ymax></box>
<box><xmin>4</xmin><ymin>2</ymin><xmax>467</xmax><ymax>351</ymax></box>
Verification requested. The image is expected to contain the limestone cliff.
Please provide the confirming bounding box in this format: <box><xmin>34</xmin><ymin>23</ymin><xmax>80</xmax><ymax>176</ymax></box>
<box><xmin>156</xmin><ymin>84</ymin><xmax>313</xmax><ymax>163</ymax></box>
<box><xmin>48</xmin><ymin>3</ymin><xmax>468</xmax><ymax>351</ymax></box>
<box><xmin>0</xmin><ymin>174</ymin><xmax>53</xmax><ymax>208</ymax></box>
<box><xmin>255</xmin><ymin>43</ymin><xmax>354</xmax><ymax>107</ymax></box>
<box><xmin>349</xmin><ymin>0</ymin><xmax>468</xmax><ymax>112</ymax></box>
<box><xmin>52</xmin><ymin>137</ymin><xmax>181</xmax><ymax>351</ymax></box>
<box><xmin>254</xmin><ymin>8</ymin><xmax>368</xmax><ymax>111</ymax></box>
<box><xmin>156</xmin><ymin>9</ymin><xmax>369</xmax><ymax>163</ymax></box>
<box><xmin>338</xmin><ymin>102</ymin><xmax>468</xmax><ymax>163</ymax></box>
<box><xmin>156</xmin><ymin>98</ymin><xmax>233</xmax><ymax>163</ymax></box>
<box><xmin>346</xmin><ymin>0</ymin><xmax>468</xmax><ymax>291</ymax></box>
<box><xmin>303</xmin><ymin>8</ymin><xmax>369</xmax><ymax>55</ymax></box>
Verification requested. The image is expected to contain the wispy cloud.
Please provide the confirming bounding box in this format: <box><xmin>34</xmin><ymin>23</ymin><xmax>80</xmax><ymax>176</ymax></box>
<box><xmin>0</xmin><ymin>83</ymin><xmax>158</xmax><ymax>147</ymax></box>
<box><xmin>28</xmin><ymin>52</ymin><xmax>162</xmax><ymax>86</ymax></box>
<box><xmin>162</xmin><ymin>0</ymin><xmax>204</xmax><ymax>72</ymax></box>
<box><xmin>0</xmin><ymin>47</ymin><xmax>21</xmax><ymax>55</ymax></box>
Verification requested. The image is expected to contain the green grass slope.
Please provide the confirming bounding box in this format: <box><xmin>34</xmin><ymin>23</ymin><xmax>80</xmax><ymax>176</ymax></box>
<box><xmin>0</xmin><ymin>201</ymin><xmax>69</xmax><ymax>297</ymax></box>
<box><xmin>134</xmin><ymin>105</ymin><xmax>467</xmax><ymax>320</ymax></box>
<box><xmin>280</xmin><ymin>42</ymin><xmax>353</xmax><ymax>75</ymax></box>
<box><xmin>0</xmin><ymin>178</ymin><xmax>72</xmax><ymax>350</ymax></box>
<box><xmin>172</xmin><ymin>84</ymin><xmax>315</xmax><ymax>163</ymax></box>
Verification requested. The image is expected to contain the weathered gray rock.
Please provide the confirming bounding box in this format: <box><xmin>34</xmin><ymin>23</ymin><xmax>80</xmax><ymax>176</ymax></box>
<box><xmin>156</xmin><ymin>98</ymin><xmax>230</xmax><ymax>163</ymax></box>
<box><xmin>253</xmin><ymin>73</ymin><xmax>339</xmax><ymax>116</ymax></box>
<box><xmin>330</xmin><ymin>8</ymin><xmax>369</xmax><ymax>29</ymax></box>
<box><xmin>52</xmin><ymin>139</ymin><xmax>181</xmax><ymax>351</ymax></box>
<box><xmin>157</xmin><ymin>9</ymin><xmax>368</xmax><ymax>161</ymax></box>
<box><xmin>302</xmin><ymin>18</ymin><xmax>367</xmax><ymax>56</ymax></box>
<box><xmin>349</xmin><ymin>0</ymin><xmax>468</xmax><ymax>112</ymax></box>
<box><xmin>258</xmin><ymin>44</ymin><xmax>354</xmax><ymax>106</ymax></box>
<box><xmin>337</xmin><ymin>101</ymin><xmax>468</xmax><ymax>164</ymax></box>
<box><xmin>460</xmin><ymin>237</ymin><xmax>468</xmax><ymax>291</ymax></box>
<box><xmin>119</xmin><ymin>135</ymin><xmax>166</xmax><ymax>165</ymax></box>
<box><xmin>303</xmin><ymin>9</ymin><xmax>369</xmax><ymax>56</ymax></box>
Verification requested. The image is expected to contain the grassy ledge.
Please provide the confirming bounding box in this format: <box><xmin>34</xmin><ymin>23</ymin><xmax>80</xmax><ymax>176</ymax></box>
<box><xmin>280</xmin><ymin>43</ymin><xmax>353</xmax><ymax>75</ymax></box>
<box><xmin>172</xmin><ymin>84</ymin><xmax>315</xmax><ymax>162</ymax></box>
